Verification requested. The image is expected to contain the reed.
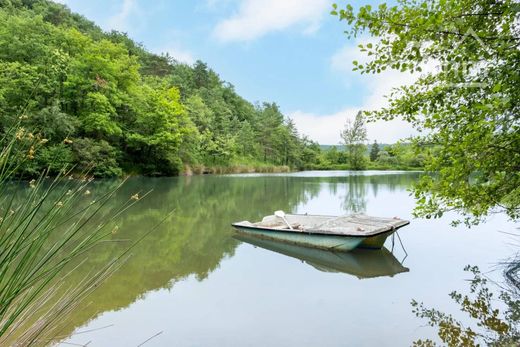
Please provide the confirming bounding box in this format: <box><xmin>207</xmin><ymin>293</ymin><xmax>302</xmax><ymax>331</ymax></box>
<box><xmin>0</xmin><ymin>123</ymin><xmax>149</xmax><ymax>345</ymax></box>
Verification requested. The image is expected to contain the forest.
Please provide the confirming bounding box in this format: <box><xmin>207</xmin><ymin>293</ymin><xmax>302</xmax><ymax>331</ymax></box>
<box><xmin>0</xmin><ymin>0</ymin><xmax>325</xmax><ymax>177</ymax></box>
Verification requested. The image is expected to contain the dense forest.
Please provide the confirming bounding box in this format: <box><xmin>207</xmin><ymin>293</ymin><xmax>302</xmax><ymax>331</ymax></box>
<box><xmin>0</xmin><ymin>0</ymin><xmax>325</xmax><ymax>177</ymax></box>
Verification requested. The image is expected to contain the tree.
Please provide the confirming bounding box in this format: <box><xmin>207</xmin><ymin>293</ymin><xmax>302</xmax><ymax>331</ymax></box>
<box><xmin>340</xmin><ymin>111</ymin><xmax>368</xmax><ymax>169</ymax></box>
<box><xmin>126</xmin><ymin>85</ymin><xmax>194</xmax><ymax>175</ymax></box>
<box><xmin>370</xmin><ymin>140</ymin><xmax>380</xmax><ymax>162</ymax></box>
<box><xmin>325</xmin><ymin>146</ymin><xmax>340</xmax><ymax>164</ymax></box>
<box><xmin>72</xmin><ymin>138</ymin><xmax>122</xmax><ymax>177</ymax></box>
<box><xmin>184</xmin><ymin>94</ymin><xmax>214</xmax><ymax>132</ymax></box>
<box><xmin>333</xmin><ymin>0</ymin><xmax>520</xmax><ymax>225</ymax></box>
<box><xmin>236</xmin><ymin>121</ymin><xmax>258</xmax><ymax>158</ymax></box>
<box><xmin>80</xmin><ymin>92</ymin><xmax>122</xmax><ymax>139</ymax></box>
<box><xmin>256</xmin><ymin>102</ymin><xmax>284</xmax><ymax>163</ymax></box>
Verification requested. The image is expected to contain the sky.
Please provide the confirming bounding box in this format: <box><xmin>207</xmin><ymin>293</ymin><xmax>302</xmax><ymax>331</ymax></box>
<box><xmin>53</xmin><ymin>0</ymin><xmax>418</xmax><ymax>145</ymax></box>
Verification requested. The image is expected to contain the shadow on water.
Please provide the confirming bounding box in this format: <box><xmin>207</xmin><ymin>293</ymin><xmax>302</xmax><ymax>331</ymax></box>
<box><xmin>234</xmin><ymin>234</ymin><xmax>409</xmax><ymax>279</ymax></box>
<box><xmin>4</xmin><ymin>171</ymin><xmax>421</xmax><ymax>342</ymax></box>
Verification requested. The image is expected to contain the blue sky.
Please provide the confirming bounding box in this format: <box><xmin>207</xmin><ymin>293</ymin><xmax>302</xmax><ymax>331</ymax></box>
<box><xmin>55</xmin><ymin>0</ymin><xmax>416</xmax><ymax>144</ymax></box>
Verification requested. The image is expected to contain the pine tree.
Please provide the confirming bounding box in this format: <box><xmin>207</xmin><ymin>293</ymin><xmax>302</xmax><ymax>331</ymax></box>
<box><xmin>370</xmin><ymin>141</ymin><xmax>380</xmax><ymax>162</ymax></box>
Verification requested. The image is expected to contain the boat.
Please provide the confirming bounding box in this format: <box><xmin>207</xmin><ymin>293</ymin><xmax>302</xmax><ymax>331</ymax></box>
<box><xmin>234</xmin><ymin>234</ymin><xmax>409</xmax><ymax>279</ymax></box>
<box><xmin>231</xmin><ymin>211</ymin><xmax>410</xmax><ymax>251</ymax></box>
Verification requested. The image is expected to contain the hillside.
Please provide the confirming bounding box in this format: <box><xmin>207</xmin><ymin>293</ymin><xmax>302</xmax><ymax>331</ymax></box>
<box><xmin>0</xmin><ymin>0</ymin><xmax>322</xmax><ymax>177</ymax></box>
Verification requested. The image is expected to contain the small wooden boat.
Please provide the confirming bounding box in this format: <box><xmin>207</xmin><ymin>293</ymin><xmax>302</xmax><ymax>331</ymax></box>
<box><xmin>232</xmin><ymin>211</ymin><xmax>409</xmax><ymax>251</ymax></box>
<box><xmin>234</xmin><ymin>234</ymin><xmax>409</xmax><ymax>279</ymax></box>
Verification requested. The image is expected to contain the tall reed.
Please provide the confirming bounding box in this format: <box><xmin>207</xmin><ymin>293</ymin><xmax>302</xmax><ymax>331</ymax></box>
<box><xmin>0</xmin><ymin>123</ymin><xmax>148</xmax><ymax>345</ymax></box>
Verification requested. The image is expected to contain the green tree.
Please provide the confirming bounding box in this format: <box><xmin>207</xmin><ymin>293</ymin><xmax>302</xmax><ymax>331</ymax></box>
<box><xmin>341</xmin><ymin>111</ymin><xmax>368</xmax><ymax>169</ymax></box>
<box><xmin>236</xmin><ymin>121</ymin><xmax>258</xmax><ymax>158</ymax></box>
<box><xmin>300</xmin><ymin>137</ymin><xmax>322</xmax><ymax>167</ymax></box>
<box><xmin>256</xmin><ymin>102</ymin><xmax>284</xmax><ymax>163</ymax></box>
<box><xmin>325</xmin><ymin>146</ymin><xmax>340</xmax><ymax>164</ymax></box>
<box><xmin>126</xmin><ymin>84</ymin><xmax>194</xmax><ymax>175</ymax></box>
<box><xmin>72</xmin><ymin>138</ymin><xmax>122</xmax><ymax>177</ymax></box>
<box><xmin>333</xmin><ymin>0</ymin><xmax>520</xmax><ymax>224</ymax></box>
<box><xmin>80</xmin><ymin>92</ymin><xmax>122</xmax><ymax>139</ymax></box>
<box><xmin>283</xmin><ymin>118</ymin><xmax>302</xmax><ymax>167</ymax></box>
<box><xmin>376</xmin><ymin>150</ymin><xmax>398</xmax><ymax>167</ymax></box>
<box><xmin>185</xmin><ymin>94</ymin><xmax>214</xmax><ymax>132</ymax></box>
<box><xmin>370</xmin><ymin>140</ymin><xmax>380</xmax><ymax>162</ymax></box>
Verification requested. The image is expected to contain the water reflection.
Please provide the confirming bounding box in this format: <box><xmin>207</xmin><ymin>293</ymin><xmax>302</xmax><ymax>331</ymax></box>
<box><xmin>234</xmin><ymin>234</ymin><xmax>409</xmax><ymax>279</ymax></box>
<box><xmin>2</xmin><ymin>171</ymin><xmax>422</xmax><ymax>344</ymax></box>
<box><xmin>412</xmin><ymin>265</ymin><xmax>520</xmax><ymax>346</ymax></box>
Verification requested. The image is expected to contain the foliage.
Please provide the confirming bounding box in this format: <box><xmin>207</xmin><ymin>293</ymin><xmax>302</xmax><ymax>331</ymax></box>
<box><xmin>317</xmin><ymin>142</ymin><xmax>429</xmax><ymax>170</ymax></box>
<box><xmin>72</xmin><ymin>138</ymin><xmax>122</xmax><ymax>177</ymax></box>
<box><xmin>370</xmin><ymin>140</ymin><xmax>380</xmax><ymax>162</ymax></box>
<box><xmin>412</xmin><ymin>266</ymin><xmax>520</xmax><ymax>347</ymax></box>
<box><xmin>340</xmin><ymin>111</ymin><xmax>368</xmax><ymax>169</ymax></box>
<box><xmin>0</xmin><ymin>0</ymin><xmax>319</xmax><ymax>177</ymax></box>
<box><xmin>332</xmin><ymin>0</ymin><xmax>520</xmax><ymax>224</ymax></box>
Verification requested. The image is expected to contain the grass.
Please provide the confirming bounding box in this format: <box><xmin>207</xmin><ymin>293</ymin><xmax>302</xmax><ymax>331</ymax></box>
<box><xmin>0</xmin><ymin>123</ymin><xmax>163</xmax><ymax>345</ymax></box>
<box><xmin>183</xmin><ymin>158</ymin><xmax>291</xmax><ymax>175</ymax></box>
<box><xmin>304</xmin><ymin>163</ymin><xmax>424</xmax><ymax>171</ymax></box>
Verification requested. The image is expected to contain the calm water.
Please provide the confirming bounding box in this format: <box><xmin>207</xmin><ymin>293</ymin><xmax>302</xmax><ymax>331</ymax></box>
<box><xmin>45</xmin><ymin>171</ymin><xmax>518</xmax><ymax>346</ymax></box>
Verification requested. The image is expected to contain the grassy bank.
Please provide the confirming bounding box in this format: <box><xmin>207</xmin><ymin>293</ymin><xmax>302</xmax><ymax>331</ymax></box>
<box><xmin>304</xmin><ymin>163</ymin><xmax>424</xmax><ymax>171</ymax></box>
<box><xmin>183</xmin><ymin>164</ymin><xmax>291</xmax><ymax>175</ymax></box>
<box><xmin>182</xmin><ymin>163</ymin><xmax>423</xmax><ymax>176</ymax></box>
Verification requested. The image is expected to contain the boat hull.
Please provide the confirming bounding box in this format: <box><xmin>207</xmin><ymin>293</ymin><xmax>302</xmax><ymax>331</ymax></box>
<box><xmin>358</xmin><ymin>230</ymin><xmax>394</xmax><ymax>249</ymax></box>
<box><xmin>233</xmin><ymin>225</ymin><xmax>365</xmax><ymax>251</ymax></box>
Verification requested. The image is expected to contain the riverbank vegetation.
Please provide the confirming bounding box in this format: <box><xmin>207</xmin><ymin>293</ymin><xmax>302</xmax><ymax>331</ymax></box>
<box><xmin>313</xmin><ymin>142</ymin><xmax>429</xmax><ymax>171</ymax></box>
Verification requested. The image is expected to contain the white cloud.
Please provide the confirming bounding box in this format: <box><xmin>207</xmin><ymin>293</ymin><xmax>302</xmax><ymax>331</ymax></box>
<box><xmin>288</xmin><ymin>109</ymin><xmax>417</xmax><ymax>145</ymax></box>
<box><xmin>213</xmin><ymin>0</ymin><xmax>330</xmax><ymax>42</ymax></box>
<box><xmin>288</xmin><ymin>38</ymin><xmax>434</xmax><ymax>144</ymax></box>
<box><xmin>107</xmin><ymin>0</ymin><xmax>139</xmax><ymax>32</ymax></box>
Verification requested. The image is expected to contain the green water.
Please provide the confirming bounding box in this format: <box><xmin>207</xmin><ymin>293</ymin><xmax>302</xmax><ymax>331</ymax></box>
<box><xmin>37</xmin><ymin>171</ymin><xmax>516</xmax><ymax>346</ymax></box>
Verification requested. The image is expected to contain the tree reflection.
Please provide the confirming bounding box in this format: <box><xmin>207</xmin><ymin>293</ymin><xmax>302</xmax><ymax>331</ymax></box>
<box><xmin>341</xmin><ymin>175</ymin><xmax>368</xmax><ymax>213</ymax></box>
<box><xmin>412</xmin><ymin>265</ymin><xmax>520</xmax><ymax>346</ymax></box>
<box><xmin>2</xmin><ymin>172</ymin><xmax>422</xmax><ymax>344</ymax></box>
<box><xmin>2</xmin><ymin>174</ymin><xmax>327</xmax><ymax>343</ymax></box>
<box><xmin>310</xmin><ymin>172</ymin><xmax>421</xmax><ymax>214</ymax></box>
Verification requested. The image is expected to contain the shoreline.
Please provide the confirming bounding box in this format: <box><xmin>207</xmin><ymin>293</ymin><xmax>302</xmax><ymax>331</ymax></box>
<box><xmin>181</xmin><ymin>165</ymin><xmax>424</xmax><ymax>177</ymax></box>
<box><xmin>13</xmin><ymin>167</ymin><xmax>425</xmax><ymax>181</ymax></box>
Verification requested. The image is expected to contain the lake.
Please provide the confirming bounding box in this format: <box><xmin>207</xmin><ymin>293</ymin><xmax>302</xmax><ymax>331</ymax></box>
<box><xmin>51</xmin><ymin>171</ymin><xmax>517</xmax><ymax>346</ymax></box>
